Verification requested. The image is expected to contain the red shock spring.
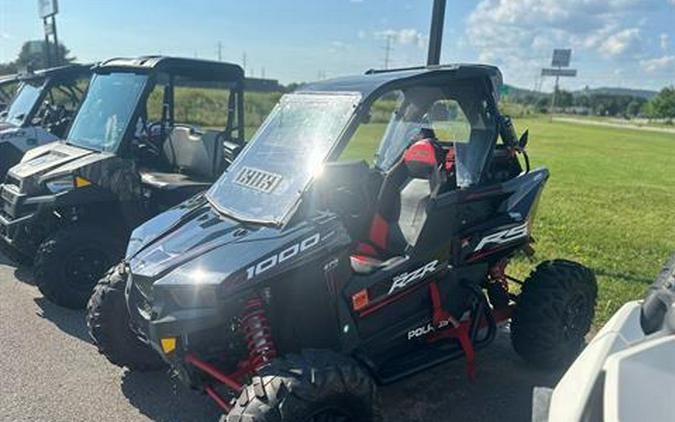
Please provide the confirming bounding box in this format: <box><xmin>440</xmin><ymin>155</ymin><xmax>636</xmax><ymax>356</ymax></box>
<box><xmin>241</xmin><ymin>296</ymin><xmax>277</xmax><ymax>371</ymax></box>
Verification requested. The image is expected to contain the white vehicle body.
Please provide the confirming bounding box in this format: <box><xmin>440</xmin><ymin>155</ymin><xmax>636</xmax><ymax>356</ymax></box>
<box><xmin>534</xmin><ymin>256</ymin><xmax>675</xmax><ymax>422</ymax></box>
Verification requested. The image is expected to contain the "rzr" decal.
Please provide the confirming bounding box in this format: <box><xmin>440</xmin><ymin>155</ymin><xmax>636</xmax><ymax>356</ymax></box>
<box><xmin>473</xmin><ymin>222</ymin><xmax>528</xmax><ymax>252</ymax></box>
<box><xmin>245</xmin><ymin>233</ymin><xmax>320</xmax><ymax>280</ymax></box>
<box><xmin>388</xmin><ymin>260</ymin><xmax>439</xmax><ymax>295</ymax></box>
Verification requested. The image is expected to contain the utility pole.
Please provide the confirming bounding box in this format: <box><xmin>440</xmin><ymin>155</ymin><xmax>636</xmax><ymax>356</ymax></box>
<box><xmin>217</xmin><ymin>41</ymin><xmax>223</xmax><ymax>61</ymax></box>
<box><xmin>427</xmin><ymin>0</ymin><xmax>446</xmax><ymax>66</ymax></box>
<box><xmin>242</xmin><ymin>52</ymin><xmax>247</xmax><ymax>76</ymax></box>
<box><xmin>383</xmin><ymin>34</ymin><xmax>392</xmax><ymax>69</ymax></box>
<box><xmin>38</xmin><ymin>0</ymin><xmax>59</xmax><ymax>67</ymax></box>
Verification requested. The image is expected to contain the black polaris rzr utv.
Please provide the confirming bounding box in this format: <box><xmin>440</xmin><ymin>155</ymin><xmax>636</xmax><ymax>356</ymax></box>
<box><xmin>88</xmin><ymin>64</ymin><xmax>597</xmax><ymax>421</ymax></box>
<box><xmin>0</xmin><ymin>56</ymin><xmax>245</xmax><ymax>309</ymax></box>
<box><xmin>0</xmin><ymin>64</ymin><xmax>92</xmax><ymax>178</ymax></box>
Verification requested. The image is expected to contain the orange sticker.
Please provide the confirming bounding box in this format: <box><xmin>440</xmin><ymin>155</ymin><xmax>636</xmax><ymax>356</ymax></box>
<box><xmin>352</xmin><ymin>289</ymin><xmax>370</xmax><ymax>311</ymax></box>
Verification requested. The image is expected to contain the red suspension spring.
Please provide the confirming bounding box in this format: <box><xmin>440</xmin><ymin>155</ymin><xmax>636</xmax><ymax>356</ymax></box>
<box><xmin>241</xmin><ymin>296</ymin><xmax>277</xmax><ymax>371</ymax></box>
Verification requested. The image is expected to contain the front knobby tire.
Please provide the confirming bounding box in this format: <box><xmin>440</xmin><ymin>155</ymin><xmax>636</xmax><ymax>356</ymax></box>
<box><xmin>86</xmin><ymin>264</ymin><xmax>166</xmax><ymax>371</ymax></box>
<box><xmin>511</xmin><ymin>259</ymin><xmax>597</xmax><ymax>368</ymax></box>
<box><xmin>35</xmin><ymin>224</ymin><xmax>126</xmax><ymax>309</ymax></box>
<box><xmin>226</xmin><ymin>350</ymin><xmax>382</xmax><ymax>422</ymax></box>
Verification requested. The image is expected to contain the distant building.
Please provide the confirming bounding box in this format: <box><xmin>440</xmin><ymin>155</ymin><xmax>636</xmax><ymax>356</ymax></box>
<box><xmin>245</xmin><ymin>77</ymin><xmax>283</xmax><ymax>92</ymax></box>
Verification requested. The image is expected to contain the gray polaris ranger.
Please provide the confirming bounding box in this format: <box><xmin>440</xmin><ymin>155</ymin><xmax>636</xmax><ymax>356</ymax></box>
<box><xmin>0</xmin><ymin>56</ymin><xmax>245</xmax><ymax>308</ymax></box>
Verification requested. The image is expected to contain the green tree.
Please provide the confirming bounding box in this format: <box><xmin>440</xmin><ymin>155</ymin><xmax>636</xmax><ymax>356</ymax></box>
<box><xmin>646</xmin><ymin>87</ymin><xmax>675</xmax><ymax>120</ymax></box>
<box><xmin>15</xmin><ymin>40</ymin><xmax>75</xmax><ymax>70</ymax></box>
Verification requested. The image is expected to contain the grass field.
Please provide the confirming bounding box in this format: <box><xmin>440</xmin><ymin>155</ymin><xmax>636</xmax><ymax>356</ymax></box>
<box><xmin>335</xmin><ymin>117</ymin><xmax>674</xmax><ymax>326</ymax></box>
<box><xmin>507</xmin><ymin>118</ymin><xmax>674</xmax><ymax>325</ymax></box>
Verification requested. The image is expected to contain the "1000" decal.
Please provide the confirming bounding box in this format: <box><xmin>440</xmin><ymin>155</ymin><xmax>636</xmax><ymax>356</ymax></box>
<box><xmin>245</xmin><ymin>233</ymin><xmax>321</xmax><ymax>280</ymax></box>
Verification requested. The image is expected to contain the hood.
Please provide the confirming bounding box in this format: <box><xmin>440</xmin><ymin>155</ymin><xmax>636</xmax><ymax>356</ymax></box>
<box><xmin>0</xmin><ymin>121</ymin><xmax>15</xmax><ymax>131</ymax></box>
<box><xmin>127</xmin><ymin>198</ymin><xmax>349</xmax><ymax>294</ymax></box>
<box><xmin>7</xmin><ymin>142</ymin><xmax>103</xmax><ymax>190</ymax></box>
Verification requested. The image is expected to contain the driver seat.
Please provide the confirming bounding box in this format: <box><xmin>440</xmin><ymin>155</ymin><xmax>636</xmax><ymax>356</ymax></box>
<box><xmin>351</xmin><ymin>138</ymin><xmax>446</xmax><ymax>274</ymax></box>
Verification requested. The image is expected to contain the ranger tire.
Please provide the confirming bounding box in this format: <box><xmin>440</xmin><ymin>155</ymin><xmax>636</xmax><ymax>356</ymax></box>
<box><xmin>35</xmin><ymin>224</ymin><xmax>125</xmax><ymax>309</ymax></box>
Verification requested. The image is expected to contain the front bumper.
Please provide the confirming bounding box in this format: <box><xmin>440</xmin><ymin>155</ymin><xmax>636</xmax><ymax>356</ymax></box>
<box><xmin>125</xmin><ymin>271</ymin><xmax>236</xmax><ymax>362</ymax></box>
<box><xmin>0</xmin><ymin>183</ymin><xmax>56</xmax><ymax>253</ymax></box>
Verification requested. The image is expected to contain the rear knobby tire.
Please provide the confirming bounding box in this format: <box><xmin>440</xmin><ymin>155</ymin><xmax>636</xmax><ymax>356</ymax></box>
<box><xmin>511</xmin><ymin>259</ymin><xmax>597</xmax><ymax>368</ymax></box>
<box><xmin>86</xmin><ymin>264</ymin><xmax>166</xmax><ymax>371</ymax></box>
<box><xmin>35</xmin><ymin>224</ymin><xmax>125</xmax><ymax>309</ymax></box>
<box><xmin>226</xmin><ymin>350</ymin><xmax>381</xmax><ymax>422</ymax></box>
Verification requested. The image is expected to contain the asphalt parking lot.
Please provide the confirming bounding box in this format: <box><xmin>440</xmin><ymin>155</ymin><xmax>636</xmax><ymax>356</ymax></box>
<box><xmin>0</xmin><ymin>253</ymin><xmax>564</xmax><ymax>422</ymax></box>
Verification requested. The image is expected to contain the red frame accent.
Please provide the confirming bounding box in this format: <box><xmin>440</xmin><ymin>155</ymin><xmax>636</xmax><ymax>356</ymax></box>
<box><xmin>205</xmin><ymin>385</ymin><xmax>232</xmax><ymax>412</ymax></box>
<box><xmin>185</xmin><ymin>353</ymin><xmax>244</xmax><ymax>392</ymax></box>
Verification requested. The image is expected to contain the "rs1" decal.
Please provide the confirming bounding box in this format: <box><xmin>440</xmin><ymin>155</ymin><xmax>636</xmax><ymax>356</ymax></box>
<box><xmin>246</xmin><ymin>233</ymin><xmax>320</xmax><ymax>280</ymax></box>
<box><xmin>473</xmin><ymin>222</ymin><xmax>528</xmax><ymax>252</ymax></box>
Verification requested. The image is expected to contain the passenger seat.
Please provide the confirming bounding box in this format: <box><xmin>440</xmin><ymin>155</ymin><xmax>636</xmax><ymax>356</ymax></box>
<box><xmin>140</xmin><ymin>126</ymin><xmax>224</xmax><ymax>192</ymax></box>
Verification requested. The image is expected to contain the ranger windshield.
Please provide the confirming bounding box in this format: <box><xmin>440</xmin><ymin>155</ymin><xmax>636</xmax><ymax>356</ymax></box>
<box><xmin>207</xmin><ymin>92</ymin><xmax>360</xmax><ymax>225</ymax></box>
<box><xmin>67</xmin><ymin>72</ymin><xmax>147</xmax><ymax>152</ymax></box>
<box><xmin>2</xmin><ymin>81</ymin><xmax>44</xmax><ymax>126</ymax></box>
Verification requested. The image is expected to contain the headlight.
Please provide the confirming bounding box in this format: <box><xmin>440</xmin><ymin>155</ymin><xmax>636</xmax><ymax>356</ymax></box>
<box><xmin>45</xmin><ymin>176</ymin><xmax>75</xmax><ymax>193</ymax></box>
<box><xmin>44</xmin><ymin>175</ymin><xmax>91</xmax><ymax>193</ymax></box>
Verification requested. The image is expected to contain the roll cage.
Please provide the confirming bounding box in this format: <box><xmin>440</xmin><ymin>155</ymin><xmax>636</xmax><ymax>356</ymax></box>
<box><xmin>1</xmin><ymin>64</ymin><xmax>92</xmax><ymax>128</ymax></box>
<box><xmin>88</xmin><ymin>56</ymin><xmax>245</xmax><ymax>156</ymax></box>
<box><xmin>207</xmin><ymin>64</ymin><xmax>504</xmax><ymax>227</ymax></box>
<box><xmin>0</xmin><ymin>74</ymin><xmax>19</xmax><ymax>108</ymax></box>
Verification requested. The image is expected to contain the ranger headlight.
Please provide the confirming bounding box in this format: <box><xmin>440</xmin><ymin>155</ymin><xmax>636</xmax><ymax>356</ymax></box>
<box><xmin>45</xmin><ymin>175</ymin><xmax>91</xmax><ymax>193</ymax></box>
<box><xmin>45</xmin><ymin>176</ymin><xmax>75</xmax><ymax>193</ymax></box>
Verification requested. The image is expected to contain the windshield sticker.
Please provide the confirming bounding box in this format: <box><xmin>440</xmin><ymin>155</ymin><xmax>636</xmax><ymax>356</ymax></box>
<box><xmin>234</xmin><ymin>166</ymin><xmax>283</xmax><ymax>193</ymax></box>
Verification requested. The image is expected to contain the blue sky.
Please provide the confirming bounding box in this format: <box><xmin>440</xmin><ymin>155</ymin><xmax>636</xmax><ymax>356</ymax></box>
<box><xmin>1</xmin><ymin>0</ymin><xmax>674</xmax><ymax>91</ymax></box>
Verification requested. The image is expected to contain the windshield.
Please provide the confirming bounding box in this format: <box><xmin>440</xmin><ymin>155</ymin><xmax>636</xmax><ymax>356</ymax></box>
<box><xmin>2</xmin><ymin>81</ymin><xmax>43</xmax><ymax>126</ymax></box>
<box><xmin>67</xmin><ymin>72</ymin><xmax>147</xmax><ymax>152</ymax></box>
<box><xmin>207</xmin><ymin>92</ymin><xmax>360</xmax><ymax>225</ymax></box>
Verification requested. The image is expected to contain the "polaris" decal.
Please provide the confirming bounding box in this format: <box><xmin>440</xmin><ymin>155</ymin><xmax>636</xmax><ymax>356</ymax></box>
<box><xmin>407</xmin><ymin>318</ymin><xmax>452</xmax><ymax>340</ymax></box>
<box><xmin>245</xmin><ymin>233</ymin><xmax>321</xmax><ymax>280</ymax></box>
<box><xmin>388</xmin><ymin>260</ymin><xmax>439</xmax><ymax>295</ymax></box>
<box><xmin>473</xmin><ymin>222</ymin><xmax>528</xmax><ymax>252</ymax></box>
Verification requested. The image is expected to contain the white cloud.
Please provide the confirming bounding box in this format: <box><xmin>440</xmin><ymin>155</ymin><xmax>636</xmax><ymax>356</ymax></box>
<box><xmin>660</xmin><ymin>33</ymin><xmax>670</xmax><ymax>51</ymax></box>
<box><xmin>640</xmin><ymin>55</ymin><xmax>675</xmax><ymax>73</ymax></box>
<box><xmin>357</xmin><ymin>30</ymin><xmax>367</xmax><ymax>40</ymax></box>
<box><xmin>462</xmin><ymin>0</ymin><xmax>661</xmax><ymax>86</ymax></box>
<box><xmin>598</xmin><ymin>28</ymin><xmax>643</xmax><ymax>57</ymax></box>
<box><xmin>374</xmin><ymin>28</ymin><xmax>427</xmax><ymax>49</ymax></box>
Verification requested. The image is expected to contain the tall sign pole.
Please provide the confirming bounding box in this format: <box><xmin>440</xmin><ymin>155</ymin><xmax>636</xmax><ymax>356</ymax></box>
<box><xmin>542</xmin><ymin>49</ymin><xmax>577</xmax><ymax>119</ymax></box>
<box><xmin>427</xmin><ymin>0</ymin><xmax>446</xmax><ymax>66</ymax></box>
<box><xmin>38</xmin><ymin>0</ymin><xmax>59</xmax><ymax>67</ymax></box>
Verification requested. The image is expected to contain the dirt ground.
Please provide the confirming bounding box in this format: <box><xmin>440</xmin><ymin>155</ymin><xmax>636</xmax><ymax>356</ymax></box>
<box><xmin>0</xmin><ymin>253</ymin><xmax>564</xmax><ymax>422</ymax></box>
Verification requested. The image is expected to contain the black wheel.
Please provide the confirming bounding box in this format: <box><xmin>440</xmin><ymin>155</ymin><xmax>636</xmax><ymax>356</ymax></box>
<box><xmin>511</xmin><ymin>259</ymin><xmax>597</xmax><ymax>368</ymax></box>
<box><xmin>226</xmin><ymin>350</ymin><xmax>381</xmax><ymax>422</ymax></box>
<box><xmin>35</xmin><ymin>224</ymin><xmax>126</xmax><ymax>309</ymax></box>
<box><xmin>86</xmin><ymin>264</ymin><xmax>166</xmax><ymax>371</ymax></box>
